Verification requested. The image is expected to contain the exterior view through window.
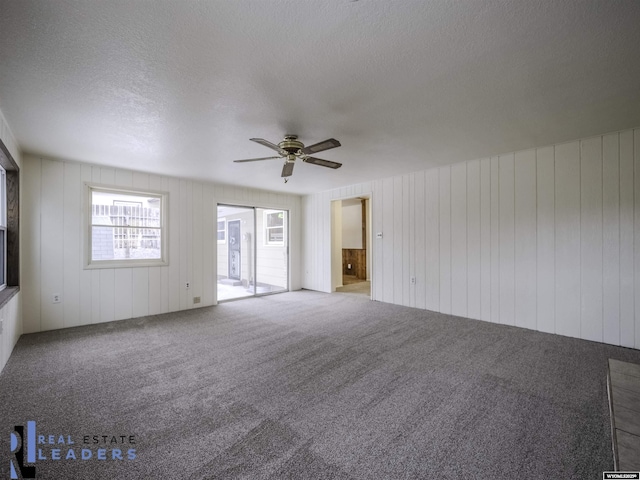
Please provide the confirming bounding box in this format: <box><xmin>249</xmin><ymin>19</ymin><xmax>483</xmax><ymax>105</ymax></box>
<box><xmin>217</xmin><ymin>205</ymin><xmax>288</xmax><ymax>301</ymax></box>
<box><xmin>88</xmin><ymin>186</ymin><xmax>167</xmax><ymax>267</ymax></box>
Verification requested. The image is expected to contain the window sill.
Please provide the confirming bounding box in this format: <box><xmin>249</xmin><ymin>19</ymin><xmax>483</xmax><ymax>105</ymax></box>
<box><xmin>0</xmin><ymin>286</ymin><xmax>19</xmax><ymax>310</ymax></box>
<box><xmin>85</xmin><ymin>260</ymin><xmax>168</xmax><ymax>269</ymax></box>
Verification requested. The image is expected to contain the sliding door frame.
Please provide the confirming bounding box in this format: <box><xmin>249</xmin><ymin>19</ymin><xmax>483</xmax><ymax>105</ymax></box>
<box><xmin>216</xmin><ymin>202</ymin><xmax>290</xmax><ymax>303</ymax></box>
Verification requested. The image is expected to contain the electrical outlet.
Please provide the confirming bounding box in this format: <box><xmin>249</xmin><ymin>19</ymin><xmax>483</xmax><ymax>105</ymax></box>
<box><xmin>193</xmin><ymin>296</ymin><xmax>201</xmax><ymax>304</ymax></box>
<box><xmin>185</xmin><ymin>282</ymin><xmax>190</xmax><ymax>289</ymax></box>
<box><xmin>52</xmin><ymin>293</ymin><xmax>61</xmax><ymax>304</ymax></box>
<box><xmin>410</xmin><ymin>277</ymin><xmax>416</xmax><ymax>285</ymax></box>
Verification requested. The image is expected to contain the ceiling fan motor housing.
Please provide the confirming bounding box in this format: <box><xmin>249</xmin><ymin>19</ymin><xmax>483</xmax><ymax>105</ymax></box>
<box><xmin>279</xmin><ymin>135</ymin><xmax>304</xmax><ymax>154</ymax></box>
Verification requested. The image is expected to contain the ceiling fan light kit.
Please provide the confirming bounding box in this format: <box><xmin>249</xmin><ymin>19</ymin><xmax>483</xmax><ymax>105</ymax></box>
<box><xmin>233</xmin><ymin>134</ymin><xmax>342</xmax><ymax>183</ymax></box>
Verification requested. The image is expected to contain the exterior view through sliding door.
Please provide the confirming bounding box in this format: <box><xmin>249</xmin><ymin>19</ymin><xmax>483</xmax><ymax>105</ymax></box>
<box><xmin>217</xmin><ymin>204</ymin><xmax>289</xmax><ymax>302</ymax></box>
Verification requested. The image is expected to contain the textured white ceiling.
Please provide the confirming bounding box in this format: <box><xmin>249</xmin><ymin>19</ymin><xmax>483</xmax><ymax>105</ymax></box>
<box><xmin>1</xmin><ymin>1</ymin><xmax>639</xmax><ymax>194</ymax></box>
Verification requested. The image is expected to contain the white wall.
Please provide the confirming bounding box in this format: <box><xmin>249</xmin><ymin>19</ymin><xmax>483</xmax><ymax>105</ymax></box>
<box><xmin>302</xmin><ymin>127</ymin><xmax>640</xmax><ymax>350</ymax></box>
<box><xmin>22</xmin><ymin>155</ymin><xmax>301</xmax><ymax>333</ymax></box>
<box><xmin>331</xmin><ymin>200</ymin><xmax>343</xmax><ymax>291</ymax></box>
<box><xmin>302</xmin><ymin>183</ymin><xmax>373</xmax><ymax>292</ymax></box>
<box><xmin>342</xmin><ymin>202</ymin><xmax>362</xmax><ymax>249</ymax></box>
<box><xmin>0</xmin><ymin>106</ymin><xmax>22</xmax><ymax>372</ymax></box>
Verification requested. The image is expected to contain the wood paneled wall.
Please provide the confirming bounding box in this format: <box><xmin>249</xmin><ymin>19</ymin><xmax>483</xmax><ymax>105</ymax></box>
<box><xmin>22</xmin><ymin>155</ymin><xmax>301</xmax><ymax>333</ymax></box>
<box><xmin>303</xmin><ymin>128</ymin><xmax>640</xmax><ymax>350</ymax></box>
<box><xmin>342</xmin><ymin>249</ymin><xmax>366</xmax><ymax>279</ymax></box>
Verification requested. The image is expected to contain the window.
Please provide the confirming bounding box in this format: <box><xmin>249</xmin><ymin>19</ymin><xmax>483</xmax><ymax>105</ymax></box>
<box><xmin>217</xmin><ymin>219</ymin><xmax>226</xmax><ymax>243</ymax></box>
<box><xmin>264</xmin><ymin>210</ymin><xmax>285</xmax><ymax>245</ymax></box>
<box><xmin>0</xmin><ymin>167</ymin><xmax>6</xmax><ymax>290</ymax></box>
<box><xmin>86</xmin><ymin>185</ymin><xmax>168</xmax><ymax>268</ymax></box>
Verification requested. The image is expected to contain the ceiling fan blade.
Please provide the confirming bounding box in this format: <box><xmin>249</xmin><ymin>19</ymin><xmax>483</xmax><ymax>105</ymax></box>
<box><xmin>301</xmin><ymin>138</ymin><xmax>341</xmax><ymax>155</ymax></box>
<box><xmin>250</xmin><ymin>138</ymin><xmax>286</xmax><ymax>155</ymax></box>
<box><xmin>281</xmin><ymin>161</ymin><xmax>295</xmax><ymax>178</ymax></box>
<box><xmin>233</xmin><ymin>156</ymin><xmax>282</xmax><ymax>163</ymax></box>
<box><xmin>303</xmin><ymin>156</ymin><xmax>342</xmax><ymax>169</ymax></box>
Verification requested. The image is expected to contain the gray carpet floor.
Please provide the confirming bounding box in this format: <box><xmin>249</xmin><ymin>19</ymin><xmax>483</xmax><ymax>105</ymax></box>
<box><xmin>2</xmin><ymin>289</ymin><xmax>640</xmax><ymax>479</ymax></box>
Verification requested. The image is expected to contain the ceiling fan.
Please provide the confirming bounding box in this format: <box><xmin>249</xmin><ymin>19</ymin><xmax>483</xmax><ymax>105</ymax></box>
<box><xmin>233</xmin><ymin>135</ymin><xmax>342</xmax><ymax>183</ymax></box>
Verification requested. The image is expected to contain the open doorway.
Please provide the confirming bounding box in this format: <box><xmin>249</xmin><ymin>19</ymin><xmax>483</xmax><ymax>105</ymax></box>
<box><xmin>217</xmin><ymin>204</ymin><xmax>289</xmax><ymax>302</ymax></box>
<box><xmin>332</xmin><ymin>197</ymin><xmax>371</xmax><ymax>297</ymax></box>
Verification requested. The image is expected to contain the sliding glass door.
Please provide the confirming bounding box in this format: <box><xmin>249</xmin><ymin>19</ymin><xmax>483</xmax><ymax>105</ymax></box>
<box><xmin>217</xmin><ymin>204</ymin><xmax>288</xmax><ymax>302</ymax></box>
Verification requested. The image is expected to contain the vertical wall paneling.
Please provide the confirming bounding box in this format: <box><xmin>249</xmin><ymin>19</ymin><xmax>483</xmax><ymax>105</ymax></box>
<box><xmin>580</xmin><ymin>137</ymin><xmax>603</xmax><ymax>342</ymax></box>
<box><xmin>514</xmin><ymin>149</ymin><xmax>537</xmax><ymax>331</ymax></box>
<box><xmin>113</xmin><ymin>263</ymin><xmax>132</xmax><ymax>319</ymax></box>
<box><xmin>311</xmin><ymin>193</ymin><xmax>319</xmax><ymax>292</ymax></box>
<box><xmin>190</xmin><ymin>182</ymin><xmax>203</xmax><ymax>310</ymax></box>
<box><xmin>555</xmin><ymin>142</ymin><xmax>581</xmax><ymax>338</ymax></box>
<box><xmin>306</xmin><ymin>194</ymin><xmax>315</xmax><ymax>292</ymax></box>
<box><xmin>393</xmin><ymin>176</ymin><xmax>403</xmax><ymax>305</ymax></box>
<box><xmin>40</xmin><ymin>159</ymin><xmax>65</xmax><ymax>331</ymax></box>
<box><xmin>635</xmin><ymin>129</ymin><xmax>640</xmax><ymax>349</ymax></box>
<box><xmin>23</xmin><ymin>157</ymin><xmax>41</xmax><ymax>333</ymax></box>
<box><xmin>79</xmin><ymin>164</ymin><xmax>93</xmax><ymax>325</ymax></box>
<box><xmin>451</xmin><ymin>163</ymin><xmax>467</xmax><ymax>317</ymax></box>
<box><xmin>619</xmin><ymin>130</ymin><xmax>634</xmax><ymax>348</ymax></box>
<box><xmin>439</xmin><ymin>166</ymin><xmax>452</xmax><ymax>314</ymax></box>
<box><xmin>314</xmin><ymin>190</ymin><xmax>323</xmax><ymax>291</ymax></box>
<box><xmin>602</xmin><ymin>133</ymin><xmax>620</xmax><ymax>345</ymax></box>
<box><xmin>425</xmin><ymin>169</ymin><xmax>440</xmax><ymax>312</ymax></box>
<box><xmin>490</xmin><ymin>157</ymin><xmax>500</xmax><ymax>324</ymax></box>
<box><xmin>301</xmin><ymin>196</ymin><xmax>312</xmax><ymax>290</ymax></box>
<box><xmin>373</xmin><ymin>180</ymin><xmax>384</xmax><ymax>302</ymax></box>
<box><xmin>0</xmin><ymin>296</ymin><xmax>20</xmax><ymax>373</ymax></box>
<box><xmin>467</xmin><ymin>159</ymin><xmax>481</xmax><ymax>320</ymax></box>
<box><xmin>414</xmin><ymin>171</ymin><xmax>426</xmax><ymax>310</ymax></box>
<box><xmin>167</xmin><ymin>177</ymin><xmax>181</xmax><ymax>312</ymax></box>
<box><xmin>178</xmin><ymin>180</ymin><xmax>188</xmax><ymax>309</ymax></box>
<box><xmin>322</xmin><ymin>190</ymin><xmax>332</xmax><ymax>292</ymax></box>
<box><xmin>202</xmin><ymin>185</ymin><xmax>215</xmax><ymax>307</ymax></box>
<box><xmin>536</xmin><ymin>146</ymin><xmax>555</xmax><ymax>334</ymax></box>
<box><xmin>316</xmin><ymin>191</ymin><xmax>324</xmax><ymax>293</ymax></box>
<box><xmin>186</xmin><ymin>180</ymin><xmax>194</xmax><ymax>307</ymax></box>
<box><xmin>331</xmin><ymin>200</ymin><xmax>342</xmax><ymax>291</ymax></box>
<box><xmin>382</xmin><ymin>177</ymin><xmax>394</xmax><ymax>304</ymax></box>
<box><xmin>62</xmin><ymin>162</ymin><xmax>81</xmax><ymax>328</ymax></box>
<box><xmin>479</xmin><ymin>158</ymin><xmax>491</xmax><ymax>321</ymax></box>
<box><xmin>499</xmin><ymin>154</ymin><xmax>515</xmax><ymax>326</ymax></box>
<box><xmin>404</xmin><ymin>175</ymin><xmax>412</xmax><ymax>307</ymax></box>
<box><xmin>295</xmin><ymin>127</ymin><xmax>639</xmax><ymax>350</ymax></box>
<box><xmin>182</xmin><ymin>180</ymin><xmax>192</xmax><ymax>309</ymax></box>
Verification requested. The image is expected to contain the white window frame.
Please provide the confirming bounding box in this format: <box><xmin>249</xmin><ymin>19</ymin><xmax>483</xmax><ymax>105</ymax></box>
<box><xmin>217</xmin><ymin>219</ymin><xmax>226</xmax><ymax>244</ymax></box>
<box><xmin>85</xmin><ymin>183</ymin><xmax>169</xmax><ymax>269</ymax></box>
<box><xmin>0</xmin><ymin>167</ymin><xmax>6</xmax><ymax>290</ymax></box>
<box><xmin>263</xmin><ymin>209</ymin><xmax>285</xmax><ymax>246</ymax></box>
